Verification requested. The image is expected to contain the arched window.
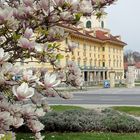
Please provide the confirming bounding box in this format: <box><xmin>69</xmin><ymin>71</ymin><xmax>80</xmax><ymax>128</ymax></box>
<box><xmin>86</xmin><ymin>20</ymin><xmax>91</xmax><ymax>28</ymax></box>
<box><xmin>101</xmin><ymin>21</ymin><xmax>104</xmax><ymax>28</ymax></box>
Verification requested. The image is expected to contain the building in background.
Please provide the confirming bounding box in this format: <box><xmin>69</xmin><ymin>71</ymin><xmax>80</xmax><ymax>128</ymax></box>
<box><xmin>59</xmin><ymin>12</ymin><xmax>126</xmax><ymax>85</ymax></box>
<box><xmin>18</xmin><ymin>12</ymin><xmax>126</xmax><ymax>85</ymax></box>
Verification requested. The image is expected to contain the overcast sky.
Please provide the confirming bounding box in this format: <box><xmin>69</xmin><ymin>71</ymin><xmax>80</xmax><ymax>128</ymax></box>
<box><xmin>106</xmin><ymin>0</ymin><xmax>140</xmax><ymax>52</ymax></box>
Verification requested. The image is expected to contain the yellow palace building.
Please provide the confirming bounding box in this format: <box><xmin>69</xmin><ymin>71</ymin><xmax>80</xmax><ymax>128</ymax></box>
<box><xmin>19</xmin><ymin>13</ymin><xmax>126</xmax><ymax>85</ymax></box>
<box><xmin>59</xmin><ymin>13</ymin><xmax>126</xmax><ymax>84</ymax></box>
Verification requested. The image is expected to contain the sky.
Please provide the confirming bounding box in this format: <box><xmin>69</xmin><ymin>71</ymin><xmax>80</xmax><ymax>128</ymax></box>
<box><xmin>106</xmin><ymin>0</ymin><xmax>140</xmax><ymax>52</ymax></box>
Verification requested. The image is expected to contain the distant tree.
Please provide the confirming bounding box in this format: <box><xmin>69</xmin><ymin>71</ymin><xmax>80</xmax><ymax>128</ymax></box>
<box><xmin>124</xmin><ymin>50</ymin><xmax>140</xmax><ymax>63</ymax></box>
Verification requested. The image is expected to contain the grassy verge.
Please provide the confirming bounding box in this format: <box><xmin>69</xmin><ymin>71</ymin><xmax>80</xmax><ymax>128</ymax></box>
<box><xmin>17</xmin><ymin>132</ymin><xmax>140</xmax><ymax>140</ymax></box>
<box><xmin>112</xmin><ymin>106</ymin><xmax>140</xmax><ymax>116</ymax></box>
<box><xmin>50</xmin><ymin>105</ymin><xmax>85</xmax><ymax>112</ymax></box>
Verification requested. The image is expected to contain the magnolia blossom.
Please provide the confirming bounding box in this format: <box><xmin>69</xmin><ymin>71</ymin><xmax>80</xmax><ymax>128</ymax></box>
<box><xmin>24</xmin><ymin>28</ymin><xmax>34</xmax><ymax>39</ymax></box>
<box><xmin>18</xmin><ymin>37</ymin><xmax>34</xmax><ymax>49</ymax></box>
<box><xmin>53</xmin><ymin>0</ymin><xmax>64</xmax><ymax>6</ymax></box>
<box><xmin>1</xmin><ymin>62</ymin><xmax>13</xmax><ymax>74</ymax></box>
<box><xmin>35</xmin><ymin>132</ymin><xmax>45</xmax><ymax>140</ymax></box>
<box><xmin>0</xmin><ymin>72</ymin><xmax>6</xmax><ymax>84</ymax></box>
<box><xmin>34</xmin><ymin>44</ymin><xmax>43</xmax><ymax>52</ymax></box>
<box><xmin>13</xmin><ymin>117</ymin><xmax>24</xmax><ymax>128</ymax></box>
<box><xmin>44</xmin><ymin>72</ymin><xmax>61</xmax><ymax>88</ymax></box>
<box><xmin>0</xmin><ymin>111</ymin><xmax>13</xmax><ymax>132</ymax></box>
<box><xmin>0</xmin><ymin>48</ymin><xmax>10</xmax><ymax>63</ymax></box>
<box><xmin>68</xmin><ymin>41</ymin><xmax>78</xmax><ymax>51</ymax></box>
<box><xmin>66</xmin><ymin>61</ymin><xmax>83</xmax><ymax>87</ymax></box>
<box><xmin>35</xmin><ymin>108</ymin><xmax>45</xmax><ymax>117</ymax></box>
<box><xmin>80</xmin><ymin>0</ymin><xmax>93</xmax><ymax>14</ymax></box>
<box><xmin>58</xmin><ymin>92</ymin><xmax>73</xmax><ymax>99</ymax></box>
<box><xmin>27</xmin><ymin>120</ymin><xmax>44</xmax><ymax>133</ymax></box>
<box><xmin>23</xmin><ymin>0</ymin><xmax>34</xmax><ymax>7</ymax></box>
<box><xmin>12</xmin><ymin>82</ymin><xmax>34</xmax><ymax>100</ymax></box>
<box><xmin>47</xmin><ymin>26</ymin><xmax>68</xmax><ymax>41</ymax></box>
<box><xmin>22</xmin><ymin>69</ymin><xmax>38</xmax><ymax>82</ymax></box>
<box><xmin>60</xmin><ymin>11</ymin><xmax>73</xmax><ymax>20</ymax></box>
<box><xmin>0</xmin><ymin>7</ymin><xmax>13</xmax><ymax>24</ymax></box>
<box><xmin>39</xmin><ymin>0</ymin><xmax>49</xmax><ymax>11</ymax></box>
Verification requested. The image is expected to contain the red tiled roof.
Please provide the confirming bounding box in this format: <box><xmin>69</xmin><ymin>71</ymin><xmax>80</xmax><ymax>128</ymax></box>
<box><xmin>58</xmin><ymin>24</ymin><xmax>126</xmax><ymax>46</ymax></box>
<box><xmin>96</xmin><ymin>30</ymin><xmax>126</xmax><ymax>45</ymax></box>
<box><xmin>124</xmin><ymin>62</ymin><xmax>140</xmax><ymax>70</ymax></box>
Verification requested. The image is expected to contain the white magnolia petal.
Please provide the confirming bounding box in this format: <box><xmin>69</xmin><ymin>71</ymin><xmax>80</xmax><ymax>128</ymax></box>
<box><xmin>17</xmin><ymin>82</ymin><xmax>28</xmax><ymax>95</ymax></box>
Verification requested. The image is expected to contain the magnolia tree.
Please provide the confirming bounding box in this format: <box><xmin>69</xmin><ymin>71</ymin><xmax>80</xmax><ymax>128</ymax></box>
<box><xmin>0</xmin><ymin>0</ymin><xmax>115</xmax><ymax>139</ymax></box>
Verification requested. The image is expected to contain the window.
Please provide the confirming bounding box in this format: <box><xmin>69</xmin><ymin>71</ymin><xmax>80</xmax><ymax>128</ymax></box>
<box><xmin>94</xmin><ymin>46</ymin><xmax>96</xmax><ymax>51</ymax></box>
<box><xmin>109</xmin><ymin>47</ymin><xmax>111</xmax><ymax>52</ymax></box>
<box><xmin>90</xmin><ymin>60</ymin><xmax>92</xmax><ymax>67</ymax></box>
<box><xmin>84</xmin><ymin>61</ymin><xmax>86</xmax><ymax>67</ymax></box>
<box><xmin>90</xmin><ymin>53</ymin><xmax>91</xmax><ymax>57</ymax></box>
<box><xmin>86</xmin><ymin>20</ymin><xmax>91</xmax><ymax>28</ymax></box>
<box><xmin>102</xmin><ymin>62</ymin><xmax>105</xmax><ymax>67</ymax></box>
<box><xmin>94</xmin><ymin>60</ymin><xmax>96</xmax><ymax>66</ymax></box>
<box><xmin>83</xmin><ymin>52</ymin><xmax>86</xmax><ymax>56</ymax></box>
<box><xmin>83</xmin><ymin>44</ymin><xmax>86</xmax><ymax>50</ymax></box>
<box><xmin>102</xmin><ymin>47</ymin><xmax>105</xmax><ymax>51</ymax></box>
<box><xmin>99</xmin><ymin>61</ymin><xmax>101</xmax><ymax>67</ymax></box>
<box><xmin>109</xmin><ymin>60</ymin><xmax>111</xmax><ymax>67</ymax></box>
<box><xmin>78</xmin><ymin>52</ymin><xmax>80</xmax><ymax>56</ymax></box>
<box><xmin>90</xmin><ymin>45</ymin><xmax>91</xmax><ymax>51</ymax></box>
<box><xmin>101</xmin><ymin>21</ymin><xmax>104</xmax><ymax>28</ymax></box>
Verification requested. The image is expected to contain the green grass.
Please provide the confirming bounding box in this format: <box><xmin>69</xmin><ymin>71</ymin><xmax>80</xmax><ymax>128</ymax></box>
<box><xmin>112</xmin><ymin>106</ymin><xmax>140</xmax><ymax>116</ymax></box>
<box><xmin>17</xmin><ymin>132</ymin><xmax>140</xmax><ymax>140</ymax></box>
<box><xmin>50</xmin><ymin>105</ymin><xmax>85</xmax><ymax>112</ymax></box>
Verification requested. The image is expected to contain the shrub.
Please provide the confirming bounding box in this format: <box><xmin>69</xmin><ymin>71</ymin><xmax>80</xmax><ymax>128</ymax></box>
<box><xmin>40</xmin><ymin>109</ymin><xmax>140</xmax><ymax>133</ymax></box>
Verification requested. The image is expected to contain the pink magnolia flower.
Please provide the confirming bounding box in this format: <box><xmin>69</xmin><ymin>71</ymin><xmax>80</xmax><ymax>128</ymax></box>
<box><xmin>24</xmin><ymin>28</ymin><xmax>33</xmax><ymax>39</ymax></box>
<box><xmin>23</xmin><ymin>0</ymin><xmax>34</xmax><ymax>7</ymax></box>
<box><xmin>68</xmin><ymin>41</ymin><xmax>78</xmax><ymax>51</ymax></box>
<box><xmin>18</xmin><ymin>37</ymin><xmax>34</xmax><ymax>49</ymax></box>
<box><xmin>58</xmin><ymin>92</ymin><xmax>73</xmax><ymax>99</ymax></box>
<box><xmin>79</xmin><ymin>0</ymin><xmax>93</xmax><ymax>14</ymax></box>
<box><xmin>35</xmin><ymin>132</ymin><xmax>45</xmax><ymax>140</ymax></box>
<box><xmin>39</xmin><ymin>0</ymin><xmax>49</xmax><ymax>11</ymax></box>
<box><xmin>60</xmin><ymin>11</ymin><xmax>73</xmax><ymax>20</ymax></box>
<box><xmin>27</xmin><ymin>120</ymin><xmax>44</xmax><ymax>133</ymax></box>
<box><xmin>0</xmin><ymin>8</ymin><xmax>13</xmax><ymax>24</ymax></box>
<box><xmin>0</xmin><ymin>48</ymin><xmax>10</xmax><ymax>63</ymax></box>
<box><xmin>12</xmin><ymin>82</ymin><xmax>34</xmax><ymax>100</ymax></box>
<box><xmin>22</xmin><ymin>69</ymin><xmax>38</xmax><ymax>82</ymax></box>
<box><xmin>53</xmin><ymin>0</ymin><xmax>65</xmax><ymax>6</ymax></box>
<box><xmin>44</xmin><ymin>72</ymin><xmax>61</xmax><ymax>88</ymax></box>
<box><xmin>1</xmin><ymin>62</ymin><xmax>13</xmax><ymax>74</ymax></box>
<box><xmin>13</xmin><ymin>117</ymin><xmax>24</xmax><ymax>128</ymax></box>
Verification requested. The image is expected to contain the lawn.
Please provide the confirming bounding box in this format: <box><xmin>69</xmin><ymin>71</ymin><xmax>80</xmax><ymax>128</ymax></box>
<box><xmin>50</xmin><ymin>105</ymin><xmax>85</xmax><ymax>112</ymax></box>
<box><xmin>17</xmin><ymin>132</ymin><xmax>140</xmax><ymax>140</ymax></box>
<box><xmin>112</xmin><ymin>106</ymin><xmax>140</xmax><ymax>116</ymax></box>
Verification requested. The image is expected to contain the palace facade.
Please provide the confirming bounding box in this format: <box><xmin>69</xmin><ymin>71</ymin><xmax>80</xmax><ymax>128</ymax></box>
<box><xmin>59</xmin><ymin>13</ymin><xmax>126</xmax><ymax>84</ymax></box>
<box><xmin>18</xmin><ymin>13</ymin><xmax>126</xmax><ymax>85</ymax></box>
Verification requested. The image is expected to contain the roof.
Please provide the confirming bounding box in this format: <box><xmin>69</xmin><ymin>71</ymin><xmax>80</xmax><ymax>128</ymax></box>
<box><xmin>124</xmin><ymin>62</ymin><xmax>140</xmax><ymax>70</ymax></box>
<box><xmin>57</xmin><ymin>24</ymin><xmax>127</xmax><ymax>46</ymax></box>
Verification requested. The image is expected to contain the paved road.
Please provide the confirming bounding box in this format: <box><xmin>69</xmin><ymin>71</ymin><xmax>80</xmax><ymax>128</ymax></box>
<box><xmin>47</xmin><ymin>88</ymin><xmax>140</xmax><ymax>106</ymax></box>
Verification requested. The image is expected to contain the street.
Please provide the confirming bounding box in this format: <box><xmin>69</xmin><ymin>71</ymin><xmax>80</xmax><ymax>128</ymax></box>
<box><xmin>47</xmin><ymin>88</ymin><xmax>140</xmax><ymax>106</ymax></box>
